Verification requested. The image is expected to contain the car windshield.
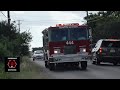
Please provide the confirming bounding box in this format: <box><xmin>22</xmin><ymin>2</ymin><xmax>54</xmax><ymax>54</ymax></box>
<box><xmin>34</xmin><ymin>51</ymin><xmax>43</xmax><ymax>54</ymax></box>
<box><xmin>101</xmin><ymin>41</ymin><xmax>120</xmax><ymax>48</ymax></box>
<box><xmin>49</xmin><ymin>27</ymin><xmax>88</xmax><ymax>42</ymax></box>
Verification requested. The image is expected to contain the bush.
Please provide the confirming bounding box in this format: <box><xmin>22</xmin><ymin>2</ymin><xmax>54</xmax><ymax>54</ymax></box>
<box><xmin>0</xmin><ymin>43</ymin><xmax>13</xmax><ymax>61</ymax></box>
<box><xmin>0</xmin><ymin>21</ymin><xmax>32</xmax><ymax>58</ymax></box>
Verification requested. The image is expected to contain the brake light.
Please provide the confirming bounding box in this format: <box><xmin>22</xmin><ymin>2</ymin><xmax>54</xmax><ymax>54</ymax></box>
<box><xmin>99</xmin><ymin>48</ymin><xmax>102</xmax><ymax>53</ymax></box>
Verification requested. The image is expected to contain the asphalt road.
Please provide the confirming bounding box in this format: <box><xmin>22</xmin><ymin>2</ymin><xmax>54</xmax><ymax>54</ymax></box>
<box><xmin>30</xmin><ymin>58</ymin><xmax>120</xmax><ymax>79</ymax></box>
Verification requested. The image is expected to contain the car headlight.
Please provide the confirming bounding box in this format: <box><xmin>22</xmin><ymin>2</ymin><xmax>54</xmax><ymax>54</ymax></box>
<box><xmin>80</xmin><ymin>48</ymin><xmax>86</xmax><ymax>53</ymax></box>
<box><xmin>83</xmin><ymin>48</ymin><xmax>86</xmax><ymax>52</ymax></box>
<box><xmin>54</xmin><ymin>49</ymin><xmax>60</xmax><ymax>54</ymax></box>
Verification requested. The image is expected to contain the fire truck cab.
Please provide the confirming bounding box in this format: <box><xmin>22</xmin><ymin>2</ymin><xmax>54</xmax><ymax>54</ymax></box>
<box><xmin>42</xmin><ymin>23</ymin><xmax>92</xmax><ymax>71</ymax></box>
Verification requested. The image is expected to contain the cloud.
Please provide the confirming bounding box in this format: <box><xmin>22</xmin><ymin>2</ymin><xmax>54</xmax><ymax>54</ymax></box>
<box><xmin>29</xmin><ymin>25</ymin><xmax>50</xmax><ymax>50</ymax></box>
<box><xmin>13</xmin><ymin>11</ymin><xmax>25</xmax><ymax>14</ymax></box>
<box><xmin>8</xmin><ymin>11</ymin><xmax>98</xmax><ymax>51</ymax></box>
<box><xmin>11</xmin><ymin>11</ymin><xmax>88</xmax><ymax>50</ymax></box>
<box><xmin>49</xmin><ymin>11</ymin><xmax>84</xmax><ymax>24</ymax></box>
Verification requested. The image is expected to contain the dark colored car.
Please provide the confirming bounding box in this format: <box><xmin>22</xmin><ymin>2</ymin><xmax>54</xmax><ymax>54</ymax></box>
<box><xmin>92</xmin><ymin>39</ymin><xmax>120</xmax><ymax>65</ymax></box>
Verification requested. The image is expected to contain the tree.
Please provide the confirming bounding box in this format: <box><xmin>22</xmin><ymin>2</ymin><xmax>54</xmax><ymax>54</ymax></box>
<box><xmin>0</xmin><ymin>20</ymin><xmax>32</xmax><ymax>57</ymax></box>
<box><xmin>84</xmin><ymin>11</ymin><xmax>120</xmax><ymax>43</ymax></box>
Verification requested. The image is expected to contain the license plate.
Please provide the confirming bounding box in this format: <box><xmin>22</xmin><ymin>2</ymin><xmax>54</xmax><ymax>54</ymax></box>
<box><xmin>110</xmin><ymin>50</ymin><xmax>115</xmax><ymax>52</ymax></box>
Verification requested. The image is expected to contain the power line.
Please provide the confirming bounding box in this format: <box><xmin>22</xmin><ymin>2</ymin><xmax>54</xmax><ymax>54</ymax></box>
<box><xmin>0</xmin><ymin>11</ymin><xmax>7</xmax><ymax>18</ymax></box>
<box><xmin>12</xmin><ymin>11</ymin><xmax>23</xmax><ymax>22</ymax></box>
<box><xmin>12</xmin><ymin>11</ymin><xmax>19</xmax><ymax>20</ymax></box>
<box><xmin>88</xmin><ymin>17</ymin><xmax>105</xmax><ymax>23</ymax></box>
<box><xmin>22</xmin><ymin>20</ymin><xmax>83</xmax><ymax>22</ymax></box>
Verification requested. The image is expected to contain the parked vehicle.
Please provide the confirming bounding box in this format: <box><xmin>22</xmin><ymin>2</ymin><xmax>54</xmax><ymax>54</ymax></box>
<box><xmin>92</xmin><ymin>39</ymin><xmax>120</xmax><ymax>65</ymax></box>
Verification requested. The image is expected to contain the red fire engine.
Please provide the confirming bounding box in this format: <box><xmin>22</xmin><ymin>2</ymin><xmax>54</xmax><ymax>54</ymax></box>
<box><xmin>42</xmin><ymin>23</ymin><xmax>92</xmax><ymax>70</ymax></box>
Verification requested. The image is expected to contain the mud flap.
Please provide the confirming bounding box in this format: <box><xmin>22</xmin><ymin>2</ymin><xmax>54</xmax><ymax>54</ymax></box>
<box><xmin>81</xmin><ymin>61</ymin><xmax>87</xmax><ymax>70</ymax></box>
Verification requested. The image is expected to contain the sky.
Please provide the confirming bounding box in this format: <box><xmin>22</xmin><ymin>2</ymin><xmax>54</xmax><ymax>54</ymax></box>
<box><xmin>0</xmin><ymin>11</ymin><xmax>98</xmax><ymax>51</ymax></box>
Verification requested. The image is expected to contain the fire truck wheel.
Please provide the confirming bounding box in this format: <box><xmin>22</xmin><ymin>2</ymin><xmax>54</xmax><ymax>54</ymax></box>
<box><xmin>113</xmin><ymin>62</ymin><xmax>118</xmax><ymax>66</ymax></box>
<box><xmin>49</xmin><ymin>63</ymin><xmax>55</xmax><ymax>71</ymax></box>
<box><xmin>81</xmin><ymin>61</ymin><xmax>87</xmax><ymax>70</ymax></box>
<box><xmin>92</xmin><ymin>61</ymin><xmax>96</xmax><ymax>64</ymax></box>
<box><xmin>33</xmin><ymin>58</ymin><xmax>35</xmax><ymax>61</ymax></box>
<box><xmin>45</xmin><ymin>61</ymin><xmax>48</xmax><ymax>68</ymax></box>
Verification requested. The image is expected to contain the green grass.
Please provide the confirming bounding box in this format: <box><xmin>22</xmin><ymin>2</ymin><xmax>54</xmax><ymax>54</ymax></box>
<box><xmin>0</xmin><ymin>56</ymin><xmax>49</xmax><ymax>79</ymax></box>
<box><xmin>0</xmin><ymin>62</ymin><xmax>10</xmax><ymax>79</ymax></box>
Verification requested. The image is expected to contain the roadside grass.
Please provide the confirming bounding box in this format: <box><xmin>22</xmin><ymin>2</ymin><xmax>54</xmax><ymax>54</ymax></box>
<box><xmin>0</xmin><ymin>62</ymin><xmax>9</xmax><ymax>79</ymax></box>
<box><xmin>0</xmin><ymin>56</ymin><xmax>49</xmax><ymax>79</ymax></box>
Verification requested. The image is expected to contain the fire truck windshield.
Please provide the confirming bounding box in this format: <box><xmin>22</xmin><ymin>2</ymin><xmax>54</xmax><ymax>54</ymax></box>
<box><xmin>49</xmin><ymin>28</ymin><xmax>69</xmax><ymax>42</ymax></box>
<box><xmin>49</xmin><ymin>27</ymin><xmax>88</xmax><ymax>42</ymax></box>
<box><xmin>70</xmin><ymin>28</ymin><xmax>88</xmax><ymax>40</ymax></box>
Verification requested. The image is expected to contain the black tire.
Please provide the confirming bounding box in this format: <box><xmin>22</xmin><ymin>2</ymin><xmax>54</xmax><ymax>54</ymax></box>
<box><xmin>49</xmin><ymin>63</ymin><xmax>55</xmax><ymax>71</ymax></box>
<box><xmin>33</xmin><ymin>58</ymin><xmax>35</xmax><ymax>61</ymax></box>
<box><xmin>45</xmin><ymin>61</ymin><xmax>48</xmax><ymax>68</ymax></box>
<box><xmin>94</xmin><ymin>53</ymin><xmax>100</xmax><ymax>65</ymax></box>
<box><xmin>113</xmin><ymin>62</ymin><xmax>118</xmax><ymax>66</ymax></box>
<box><xmin>92</xmin><ymin>53</ymin><xmax>97</xmax><ymax>64</ymax></box>
<box><xmin>92</xmin><ymin>61</ymin><xmax>96</xmax><ymax>64</ymax></box>
<box><xmin>81</xmin><ymin>61</ymin><xmax>87</xmax><ymax>70</ymax></box>
<box><xmin>96</xmin><ymin>60</ymin><xmax>100</xmax><ymax>65</ymax></box>
<box><xmin>92</xmin><ymin>54</ymin><xmax>96</xmax><ymax>64</ymax></box>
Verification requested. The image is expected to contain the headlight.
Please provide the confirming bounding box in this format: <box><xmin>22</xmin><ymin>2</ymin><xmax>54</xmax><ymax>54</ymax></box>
<box><xmin>80</xmin><ymin>48</ymin><xmax>86</xmax><ymax>53</ymax></box>
<box><xmin>54</xmin><ymin>49</ymin><xmax>60</xmax><ymax>54</ymax></box>
<box><xmin>83</xmin><ymin>48</ymin><xmax>86</xmax><ymax>52</ymax></box>
<box><xmin>54</xmin><ymin>50</ymin><xmax>58</xmax><ymax>53</ymax></box>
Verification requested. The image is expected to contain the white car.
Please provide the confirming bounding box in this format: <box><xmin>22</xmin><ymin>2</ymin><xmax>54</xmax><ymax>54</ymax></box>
<box><xmin>33</xmin><ymin>50</ymin><xmax>44</xmax><ymax>61</ymax></box>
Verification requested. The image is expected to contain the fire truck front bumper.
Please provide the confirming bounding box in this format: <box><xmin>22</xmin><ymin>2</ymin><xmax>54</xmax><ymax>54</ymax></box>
<box><xmin>49</xmin><ymin>53</ymin><xmax>91</xmax><ymax>63</ymax></box>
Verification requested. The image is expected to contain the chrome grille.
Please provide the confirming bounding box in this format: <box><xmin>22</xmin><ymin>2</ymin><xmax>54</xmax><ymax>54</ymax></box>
<box><xmin>64</xmin><ymin>45</ymin><xmax>76</xmax><ymax>54</ymax></box>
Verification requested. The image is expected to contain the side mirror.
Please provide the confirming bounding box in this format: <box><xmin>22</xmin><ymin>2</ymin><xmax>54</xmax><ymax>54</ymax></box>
<box><xmin>89</xmin><ymin>28</ymin><xmax>92</xmax><ymax>35</ymax></box>
<box><xmin>89</xmin><ymin>36</ymin><xmax>92</xmax><ymax>39</ymax></box>
<box><xmin>89</xmin><ymin>36</ymin><xmax>92</xmax><ymax>42</ymax></box>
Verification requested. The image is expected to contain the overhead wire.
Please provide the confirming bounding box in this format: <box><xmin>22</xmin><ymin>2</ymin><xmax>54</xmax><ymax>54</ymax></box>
<box><xmin>0</xmin><ymin>11</ymin><xmax>105</xmax><ymax>26</ymax></box>
<box><xmin>0</xmin><ymin>11</ymin><xmax>7</xmax><ymax>18</ymax></box>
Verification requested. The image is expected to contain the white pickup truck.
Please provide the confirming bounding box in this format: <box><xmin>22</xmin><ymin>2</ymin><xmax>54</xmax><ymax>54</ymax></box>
<box><xmin>32</xmin><ymin>50</ymin><xmax>44</xmax><ymax>61</ymax></box>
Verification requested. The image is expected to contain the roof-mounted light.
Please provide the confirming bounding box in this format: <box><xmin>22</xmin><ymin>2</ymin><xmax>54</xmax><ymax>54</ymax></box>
<box><xmin>56</xmin><ymin>23</ymin><xmax>79</xmax><ymax>28</ymax></box>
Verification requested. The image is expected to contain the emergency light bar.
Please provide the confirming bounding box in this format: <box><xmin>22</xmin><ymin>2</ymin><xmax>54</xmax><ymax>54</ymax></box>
<box><xmin>56</xmin><ymin>23</ymin><xmax>79</xmax><ymax>27</ymax></box>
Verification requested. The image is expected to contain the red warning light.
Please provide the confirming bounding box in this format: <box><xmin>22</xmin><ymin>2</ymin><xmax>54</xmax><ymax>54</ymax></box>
<box><xmin>7</xmin><ymin>60</ymin><xmax>17</xmax><ymax>68</ymax></box>
<box><xmin>56</xmin><ymin>23</ymin><xmax>79</xmax><ymax>27</ymax></box>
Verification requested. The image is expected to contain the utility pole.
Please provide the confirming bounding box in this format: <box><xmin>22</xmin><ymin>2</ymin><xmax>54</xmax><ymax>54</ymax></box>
<box><xmin>7</xmin><ymin>11</ymin><xmax>11</xmax><ymax>25</ymax></box>
<box><xmin>17</xmin><ymin>20</ymin><xmax>22</xmax><ymax>32</ymax></box>
<box><xmin>86</xmin><ymin>11</ymin><xmax>92</xmax><ymax>53</ymax></box>
<box><xmin>86</xmin><ymin>11</ymin><xmax>89</xmax><ymax>25</ymax></box>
